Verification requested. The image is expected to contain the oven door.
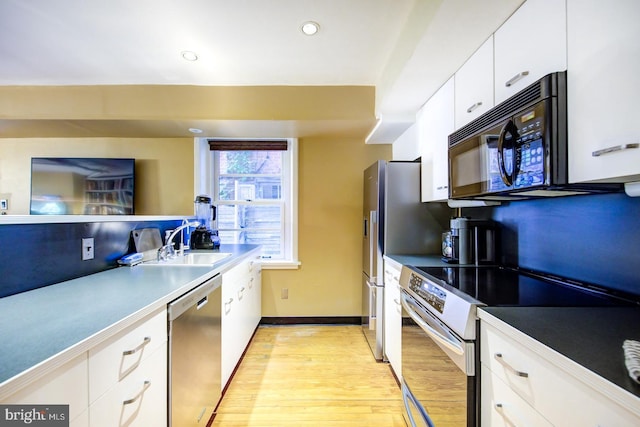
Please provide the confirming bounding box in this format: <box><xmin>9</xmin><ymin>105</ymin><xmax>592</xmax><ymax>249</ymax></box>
<box><xmin>449</xmin><ymin>119</ymin><xmax>513</xmax><ymax>199</ymax></box>
<box><xmin>400</xmin><ymin>290</ymin><xmax>476</xmax><ymax>427</ymax></box>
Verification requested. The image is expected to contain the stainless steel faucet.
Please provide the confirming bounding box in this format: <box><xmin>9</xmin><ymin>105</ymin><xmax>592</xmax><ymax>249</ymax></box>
<box><xmin>158</xmin><ymin>221</ymin><xmax>200</xmax><ymax>261</ymax></box>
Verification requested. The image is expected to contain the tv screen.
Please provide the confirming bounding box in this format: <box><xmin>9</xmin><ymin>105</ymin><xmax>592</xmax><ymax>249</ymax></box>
<box><xmin>30</xmin><ymin>158</ymin><xmax>135</xmax><ymax>215</ymax></box>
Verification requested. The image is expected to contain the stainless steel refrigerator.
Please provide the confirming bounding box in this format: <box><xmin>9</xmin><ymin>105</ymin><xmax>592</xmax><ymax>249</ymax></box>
<box><xmin>362</xmin><ymin>160</ymin><xmax>450</xmax><ymax>360</ymax></box>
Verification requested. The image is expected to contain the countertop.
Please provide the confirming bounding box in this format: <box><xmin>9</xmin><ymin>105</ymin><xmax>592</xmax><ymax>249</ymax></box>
<box><xmin>480</xmin><ymin>306</ymin><xmax>640</xmax><ymax>401</ymax></box>
<box><xmin>384</xmin><ymin>253</ymin><xmax>450</xmax><ymax>268</ymax></box>
<box><xmin>0</xmin><ymin>244</ymin><xmax>260</xmax><ymax>399</ymax></box>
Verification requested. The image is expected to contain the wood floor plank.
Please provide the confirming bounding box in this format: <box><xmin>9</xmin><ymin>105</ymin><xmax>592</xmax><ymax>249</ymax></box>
<box><xmin>212</xmin><ymin>325</ymin><xmax>405</xmax><ymax>426</ymax></box>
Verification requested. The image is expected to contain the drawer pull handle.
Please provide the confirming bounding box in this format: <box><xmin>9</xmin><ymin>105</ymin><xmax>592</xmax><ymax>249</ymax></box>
<box><xmin>466</xmin><ymin>101</ymin><xmax>483</xmax><ymax>113</ymax></box>
<box><xmin>393</xmin><ymin>299</ymin><xmax>400</xmax><ymax>305</ymax></box>
<box><xmin>505</xmin><ymin>71</ymin><xmax>529</xmax><ymax>87</ymax></box>
<box><xmin>225</xmin><ymin>298</ymin><xmax>234</xmax><ymax>305</ymax></box>
<box><xmin>495</xmin><ymin>403</ymin><xmax>517</xmax><ymax>426</ymax></box>
<box><xmin>123</xmin><ymin>337</ymin><xmax>151</xmax><ymax>356</ymax></box>
<box><xmin>494</xmin><ymin>353</ymin><xmax>529</xmax><ymax>378</ymax></box>
<box><xmin>592</xmin><ymin>143</ymin><xmax>639</xmax><ymax>157</ymax></box>
<box><xmin>123</xmin><ymin>380</ymin><xmax>151</xmax><ymax>406</ymax></box>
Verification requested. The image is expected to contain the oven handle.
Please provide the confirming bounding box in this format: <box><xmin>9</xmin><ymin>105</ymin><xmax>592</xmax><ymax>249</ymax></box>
<box><xmin>401</xmin><ymin>292</ymin><xmax>464</xmax><ymax>356</ymax></box>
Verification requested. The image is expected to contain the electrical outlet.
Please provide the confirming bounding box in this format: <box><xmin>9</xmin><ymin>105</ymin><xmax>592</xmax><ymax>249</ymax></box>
<box><xmin>82</xmin><ymin>238</ymin><xmax>94</xmax><ymax>261</ymax></box>
<box><xmin>281</xmin><ymin>288</ymin><xmax>288</xmax><ymax>299</ymax></box>
<box><xmin>0</xmin><ymin>199</ymin><xmax>7</xmax><ymax>210</ymax></box>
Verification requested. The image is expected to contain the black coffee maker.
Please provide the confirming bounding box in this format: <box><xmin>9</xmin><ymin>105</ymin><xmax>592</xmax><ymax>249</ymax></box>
<box><xmin>190</xmin><ymin>195</ymin><xmax>220</xmax><ymax>249</ymax></box>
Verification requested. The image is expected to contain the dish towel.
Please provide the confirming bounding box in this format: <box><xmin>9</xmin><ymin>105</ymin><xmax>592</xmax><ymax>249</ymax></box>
<box><xmin>623</xmin><ymin>340</ymin><xmax>640</xmax><ymax>384</ymax></box>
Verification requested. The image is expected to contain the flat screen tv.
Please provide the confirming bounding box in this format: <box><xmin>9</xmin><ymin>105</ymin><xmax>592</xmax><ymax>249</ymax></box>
<box><xmin>30</xmin><ymin>158</ymin><xmax>135</xmax><ymax>215</ymax></box>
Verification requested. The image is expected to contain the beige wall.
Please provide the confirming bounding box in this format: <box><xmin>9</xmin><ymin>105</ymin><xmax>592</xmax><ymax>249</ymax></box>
<box><xmin>262</xmin><ymin>136</ymin><xmax>391</xmax><ymax>317</ymax></box>
<box><xmin>0</xmin><ymin>137</ymin><xmax>194</xmax><ymax>215</ymax></box>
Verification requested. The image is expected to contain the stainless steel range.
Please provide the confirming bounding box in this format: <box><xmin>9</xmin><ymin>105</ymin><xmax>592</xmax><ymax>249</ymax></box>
<box><xmin>399</xmin><ymin>264</ymin><xmax>634</xmax><ymax>427</ymax></box>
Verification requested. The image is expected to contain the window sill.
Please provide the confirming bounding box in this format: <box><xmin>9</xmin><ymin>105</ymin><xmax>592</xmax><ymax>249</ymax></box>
<box><xmin>260</xmin><ymin>260</ymin><xmax>301</xmax><ymax>270</ymax></box>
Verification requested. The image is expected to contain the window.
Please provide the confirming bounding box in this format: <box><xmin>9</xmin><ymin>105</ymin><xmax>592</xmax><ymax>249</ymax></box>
<box><xmin>210</xmin><ymin>139</ymin><xmax>298</xmax><ymax>267</ymax></box>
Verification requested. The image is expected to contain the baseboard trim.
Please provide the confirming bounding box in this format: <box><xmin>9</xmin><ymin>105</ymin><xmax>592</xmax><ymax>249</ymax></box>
<box><xmin>260</xmin><ymin>316</ymin><xmax>361</xmax><ymax>325</ymax></box>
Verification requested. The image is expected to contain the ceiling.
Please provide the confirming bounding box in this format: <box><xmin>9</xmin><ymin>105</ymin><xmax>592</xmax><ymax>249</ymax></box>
<box><xmin>0</xmin><ymin>0</ymin><xmax>524</xmax><ymax>141</ymax></box>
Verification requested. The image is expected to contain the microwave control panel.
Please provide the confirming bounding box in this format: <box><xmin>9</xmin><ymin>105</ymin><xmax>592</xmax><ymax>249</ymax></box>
<box><xmin>514</xmin><ymin>102</ymin><xmax>547</xmax><ymax>188</ymax></box>
<box><xmin>409</xmin><ymin>273</ymin><xmax>446</xmax><ymax>314</ymax></box>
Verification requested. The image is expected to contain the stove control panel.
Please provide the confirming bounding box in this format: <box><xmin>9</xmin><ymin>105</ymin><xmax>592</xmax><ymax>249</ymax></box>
<box><xmin>409</xmin><ymin>273</ymin><xmax>446</xmax><ymax>313</ymax></box>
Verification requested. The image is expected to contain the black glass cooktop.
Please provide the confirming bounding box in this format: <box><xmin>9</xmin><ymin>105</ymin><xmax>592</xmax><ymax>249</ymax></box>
<box><xmin>414</xmin><ymin>266</ymin><xmax>635</xmax><ymax>307</ymax></box>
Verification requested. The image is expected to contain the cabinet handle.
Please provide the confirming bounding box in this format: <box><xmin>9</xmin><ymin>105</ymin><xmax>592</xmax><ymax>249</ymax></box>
<box><xmin>393</xmin><ymin>299</ymin><xmax>400</xmax><ymax>305</ymax></box>
<box><xmin>466</xmin><ymin>101</ymin><xmax>483</xmax><ymax>113</ymax></box>
<box><xmin>122</xmin><ymin>337</ymin><xmax>151</xmax><ymax>356</ymax></box>
<box><xmin>494</xmin><ymin>353</ymin><xmax>529</xmax><ymax>377</ymax></box>
<box><xmin>122</xmin><ymin>380</ymin><xmax>151</xmax><ymax>406</ymax></box>
<box><xmin>238</xmin><ymin>287</ymin><xmax>245</xmax><ymax>300</ymax></box>
<box><xmin>592</xmin><ymin>143</ymin><xmax>639</xmax><ymax>157</ymax></box>
<box><xmin>249</xmin><ymin>277</ymin><xmax>254</xmax><ymax>288</ymax></box>
<box><xmin>225</xmin><ymin>298</ymin><xmax>234</xmax><ymax>305</ymax></box>
<box><xmin>495</xmin><ymin>403</ymin><xmax>517</xmax><ymax>427</ymax></box>
<box><xmin>505</xmin><ymin>71</ymin><xmax>529</xmax><ymax>87</ymax></box>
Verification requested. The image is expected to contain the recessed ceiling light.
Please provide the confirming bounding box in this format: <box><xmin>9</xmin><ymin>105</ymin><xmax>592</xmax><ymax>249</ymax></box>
<box><xmin>181</xmin><ymin>51</ymin><xmax>198</xmax><ymax>61</ymax></box>
<box><xmin>301</xmin><ymin>21</ymin><xmax>320</xmax><ymax>36</ymax></box>
<box><xmin>188</xmin><ymin>128</ymin><xmax>203</xmax><ymax>134</ymax></box>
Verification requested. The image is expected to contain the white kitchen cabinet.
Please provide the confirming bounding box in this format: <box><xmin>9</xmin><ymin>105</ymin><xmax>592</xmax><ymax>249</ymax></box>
<box><xmin>419</xmin><ymin>77</ymin><xmax>454</xmax><ymax>202</ymax></box>
<box><xmin>1</xmin><ymin>354</ymin><xmax>89</xmax><ymax>426</ymax></box>
<box><xmin>454</xmin><ymin>36</ymin><xmax>494</xmax><ymax>129</ymax></box>
<box><xmin>494</xmin><ymin>0</ymin><xmax>567</xmax><ymax>104</ymax></box>
<box><xmin>89</xmin><ymin>344</ymin><xmax>167</xmax><ymax>427</ymax></box>
<box><xmin>480</xmin><ymin>313</ymin><xmax>640</xmax><ymax>426</ymax></box>
<box><xmin>88</xmin><ymin>307</ymin><xmax>168</xmax><ymax>427</ymax></box>
<box><xmin>566</xmin><ymin>0</ymin><xmax>640</xmax><ymax>183</ymax></box>
<box><xmin>382</xmin><ymin>256</ymin><xmax>402</xmax><ymax>379</ymax></box>
<box><xmin>221</xmin><ymin>257</ymin><xmax>262</xmax><ymax>387</ymax></box>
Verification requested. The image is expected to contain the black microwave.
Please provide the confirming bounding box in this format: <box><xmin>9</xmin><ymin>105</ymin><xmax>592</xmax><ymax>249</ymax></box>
<box><xmin>448</xmin><ymin>71</ymin><xmax>619</xmax><ymax>200</ymax></box>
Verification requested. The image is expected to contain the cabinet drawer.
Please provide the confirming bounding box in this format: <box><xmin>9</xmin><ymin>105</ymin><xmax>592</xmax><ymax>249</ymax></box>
<box><xmin>89</xmin><ymin>343</ymin><xmax>167</xmax><ymax>427</ymax></box>
<box><xmin>481</xmin><ymin>364</ymin><xmax>553</xmax><ymax>427</ymax></box>
<box><xmin>88</xmin><ymin>308</ymin><xmax>167</xmax><ymax>402</ymax></box>
<box><xmin>481</xmin><ymin>322</ymin><xmax>640</xmax><ymax>426</ymax></box>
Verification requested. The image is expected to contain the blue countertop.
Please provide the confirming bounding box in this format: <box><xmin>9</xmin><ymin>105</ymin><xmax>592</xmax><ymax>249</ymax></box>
<box><xmin>0</xmin><ymin>244</ymin><xmax>259</xmax><ymax>397</ymax></box>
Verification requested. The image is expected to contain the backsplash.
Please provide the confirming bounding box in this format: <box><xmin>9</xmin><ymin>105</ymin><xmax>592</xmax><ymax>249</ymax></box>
<box><xmin>486</xmin><ymin>192</ymin><xmax>640</xmax><ymax>298</ymax></box>
<box><xmin>0</xmin><ymin>218</ymin><xmax>183</xmax><ymax>298</ymax></box>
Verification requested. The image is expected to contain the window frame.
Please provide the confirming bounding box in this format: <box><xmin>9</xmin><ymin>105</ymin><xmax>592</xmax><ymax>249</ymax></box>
<box><xmin>202</xmin><ymin>138</ymin><xmax>299</xmax><ymax>269</ymax></box>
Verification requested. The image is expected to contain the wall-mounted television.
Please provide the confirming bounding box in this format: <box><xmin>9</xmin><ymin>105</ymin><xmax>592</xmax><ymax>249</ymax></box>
<box><xmin>30</xmin><ymin>158</ymin><xmax>135</xmax><ymax>215</ymax></box>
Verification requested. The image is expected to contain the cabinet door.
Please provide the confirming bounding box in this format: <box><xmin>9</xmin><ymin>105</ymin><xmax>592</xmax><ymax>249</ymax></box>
<box><xmin>494</xmin><ymin>0</ymin><xmax>567</xmax><ymax>104</ymax></box>
<box><xmin>420</xmin><ymin>77</ymin><xmax>455</xmax><ymax>202</ymax></box>
<box><xmin>383</xmin><ymin>258</ymin><xmax>402</xmax><ymax>379</ymax></box>
<box><xmin>567</xmin><ymin>0</ymin><xmax>640</xmax><ymax>183</ymax></box>
<box><xmin>455</xmin><ymin>36</ymin><xmax>494</xmax><ymax>129</ymax></box>
<box><xmin>2</xmin><ymin>354</ymin><xmax>89</xmax><ymax>425</ymax></box>
<box><xmin>248</xmin><ymin>256</ymin><xmax>262</xmax><ymax>330</ymax></box>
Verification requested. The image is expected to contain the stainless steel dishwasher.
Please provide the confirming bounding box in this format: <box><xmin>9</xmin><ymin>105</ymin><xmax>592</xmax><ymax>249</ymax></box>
<box><xmin>168</xmin><ymin>273</ymin><xmax>222</xmax><ymax>427</ymax></box>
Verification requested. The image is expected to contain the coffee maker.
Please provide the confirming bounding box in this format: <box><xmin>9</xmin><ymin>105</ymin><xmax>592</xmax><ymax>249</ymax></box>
<box><xmin>443</xmin><ymin>217</ymin><xmax>497</xmax><ymax>265</ymax></box>
<box><xmin>190</xmin><ymin>195</ymin><xmax>220</xmax><ymax>249</ymax></box>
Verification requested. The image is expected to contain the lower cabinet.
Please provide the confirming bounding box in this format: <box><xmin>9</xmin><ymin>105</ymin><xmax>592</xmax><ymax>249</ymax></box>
<box><xmin>1</xmin><ymin>307</ymin><xmax>167</xmax><ymax>427</ymax></box>
<box><xmin>383</xmin><ymin>256</ymin><xmax>402</xmax><ymax>379</ymax></box>
<box><xmin>88</xmin><ymin>307</ymin><xmax>168</xmax><ymax>427</ymax></box>
<box><xmin>221</xmin><ymin>255</ymin><xmax>262</xmax><ymax>388</ymax></box>
<box><xmin>1</xmin><ymin>353</ymin><xmax>89</xmax><ymax>426</ymax></box>
<box><xmin>480</xmin><ymin>314</ymin><xmax>640</xmax><ymax>426</ymax></box>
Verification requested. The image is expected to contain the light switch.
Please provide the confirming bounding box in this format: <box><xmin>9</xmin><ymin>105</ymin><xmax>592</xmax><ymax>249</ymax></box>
<box><xmin>82</xmin><ymin>238</ymin><xmax>95</xmax><ymax>261</ymax></box>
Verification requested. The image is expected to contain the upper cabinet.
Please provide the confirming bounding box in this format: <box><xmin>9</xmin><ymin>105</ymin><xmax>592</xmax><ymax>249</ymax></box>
<box><xmin>567</xmin><ymin>0</ymin><xmax>640</xmax><ymax>183</ymax></box>
<box><xmin>454</xmin><ymin>36</ymin><xmax>495</xmax><ymax>129</ymax></box>
<box><xmin>494</xmin><ymin>0</ymin><xmax>567</xmax><ymax>104</ymax></box>
<box><xmin>419</xmin><ymin>77</ymin><xmax>454</xmax><ymax>202</ymax></box>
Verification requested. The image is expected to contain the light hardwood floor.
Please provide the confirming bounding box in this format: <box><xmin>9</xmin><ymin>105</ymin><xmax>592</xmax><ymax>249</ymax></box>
<box><xmin>212</xmin><ymin>325</ymin><xmax>406</xmax><ymax>426</ymax></box>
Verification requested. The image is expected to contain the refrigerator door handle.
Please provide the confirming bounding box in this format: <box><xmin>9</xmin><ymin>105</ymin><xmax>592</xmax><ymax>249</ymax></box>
<box><xmin>366</xmin><ymin>279</ymin><xmax>377</xmax><ymax>330</ymax></box>
<box><xmin>368</xmin><ymin>210</ymin><xmax>378</xmax><ymax>283</ymax></box>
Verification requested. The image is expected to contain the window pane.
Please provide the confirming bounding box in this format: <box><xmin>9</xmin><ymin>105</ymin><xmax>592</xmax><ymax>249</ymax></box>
<box><xmin>218</xmin><ymin>151</ymin><xmax>282</xmax><ymax>175</ymax></box>
<box><xmin>218</xmin><ymin>175</ymin><xmax>282</xmax><ymax>201</ymax></box>
<box><xmin>217</xmin><ymin>204</ymin><xmax>282</xmax><ymax>230</ymax></box>
<box><xmin>218</xmin><ymin>230</ymin><xmax>282</xmax><ymax>258</ymax></box>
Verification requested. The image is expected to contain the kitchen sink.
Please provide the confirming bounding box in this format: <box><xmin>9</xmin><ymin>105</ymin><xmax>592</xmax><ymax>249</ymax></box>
<box><xmin>143</xmin><ymin>252</ymin><xmax>232</xmax><ymax>266</ymax></box>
